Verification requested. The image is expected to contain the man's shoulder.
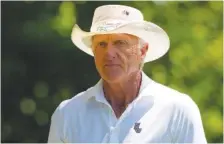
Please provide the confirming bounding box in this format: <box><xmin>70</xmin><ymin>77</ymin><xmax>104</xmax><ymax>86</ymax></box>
<box><xmin>151</xmin><ymin>81</ymin><xmax>199</xmax><ymax>112</ymax></box>
<box><xmin>151</xmin><ymin>81</ymin><xmax>184</xmax><ymax>97</ymax></box>
<box><xmin>55</xmin><ymin>86</ymin><xmax>95</xmax><ymax>113</ymax></box>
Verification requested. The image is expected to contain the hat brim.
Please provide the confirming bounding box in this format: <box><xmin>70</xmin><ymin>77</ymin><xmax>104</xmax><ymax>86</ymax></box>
<box><xmin>71</xmin><ymin>21</ymin><xmax>170</xmax><ymax>63</ymax></box>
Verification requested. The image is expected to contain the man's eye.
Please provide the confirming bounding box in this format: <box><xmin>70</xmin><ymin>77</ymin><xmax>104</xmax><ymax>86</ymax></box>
<box><xmin>114</xmin><ymin>40</ymin><xmax>128</xmax><ymax>46</ymax></box>
<box><xmin>98</xmin><ymin>42</ymin><xmax>107</xmax><ymax>48</ymax></box>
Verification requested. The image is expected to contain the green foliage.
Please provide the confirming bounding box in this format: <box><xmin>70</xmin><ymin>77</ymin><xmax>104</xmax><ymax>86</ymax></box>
<box><xmin>2</xmin><ymin>1</ymin><xmax>223</xmax><ymax>143</ymax></box>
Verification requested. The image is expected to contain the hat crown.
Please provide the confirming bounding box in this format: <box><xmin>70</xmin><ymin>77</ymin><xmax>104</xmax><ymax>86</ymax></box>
<box><xmin>92</xmin><ymin>5</ymin><xmax>144</xmax><ymax>25</ymax></box>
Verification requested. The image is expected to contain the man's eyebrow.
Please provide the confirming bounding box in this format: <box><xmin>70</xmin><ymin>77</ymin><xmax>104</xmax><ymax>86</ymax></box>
<box><xmin>113</xmin><ymin>39</ymin><xmax>128</xmax><ymax>43</ymax></box>
<box><xmin>92</xmin><ymin>36</ymin><xmax>106</xmax><ymax>42</ymax></box>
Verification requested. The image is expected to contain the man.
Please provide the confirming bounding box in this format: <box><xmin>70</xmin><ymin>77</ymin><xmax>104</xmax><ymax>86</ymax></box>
<box><xmin>48</xmin><ymin>5</ymin><xmax>207</xmax><ymax>143</ymax></box>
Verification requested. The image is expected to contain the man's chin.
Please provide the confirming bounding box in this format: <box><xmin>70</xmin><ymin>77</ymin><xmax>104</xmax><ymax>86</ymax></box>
<box><xmin>101</xmin><ymin>74</ymin><xmax>124</xmax><ymax>84</ymax></box>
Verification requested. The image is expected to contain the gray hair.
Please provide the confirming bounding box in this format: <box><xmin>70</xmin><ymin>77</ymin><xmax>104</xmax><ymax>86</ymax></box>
<box><xmin>138</xmin><ymin>38</ymin><xmax>148</xmax><ymax>70</ymax></box>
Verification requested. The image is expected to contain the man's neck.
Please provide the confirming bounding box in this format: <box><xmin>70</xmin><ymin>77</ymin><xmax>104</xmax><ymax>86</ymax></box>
<box><xmin>102</xmin><ymin>71</ymin><xmax>142</xmax><ymax>118</ymax></box>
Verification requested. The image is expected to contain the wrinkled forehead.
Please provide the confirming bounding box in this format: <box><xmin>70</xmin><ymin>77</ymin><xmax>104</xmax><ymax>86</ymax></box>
<box><xmin>92</xmin><ymin>33</ymin><xmax>139</xmax><ymax>42</ymax></box>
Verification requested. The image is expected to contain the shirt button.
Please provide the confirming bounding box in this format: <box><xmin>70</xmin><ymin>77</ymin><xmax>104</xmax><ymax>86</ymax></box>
<box><xmin>110</xmin><ymin>126</ymin><xmax>115</xmax><ymax>132</ymax></box>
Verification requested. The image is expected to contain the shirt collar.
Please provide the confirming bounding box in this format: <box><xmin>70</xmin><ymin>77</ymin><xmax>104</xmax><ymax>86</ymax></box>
<box><xmin>88</xmin><ymin>71</ymin><xmax>154</xmax><ymax>104</ymax></box>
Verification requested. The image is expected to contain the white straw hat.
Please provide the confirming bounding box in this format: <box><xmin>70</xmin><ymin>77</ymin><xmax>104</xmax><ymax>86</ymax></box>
<box><xmin>71</xmin><ymin>5</ymin><xmax>170</xmax><ymax>62</ymax></box>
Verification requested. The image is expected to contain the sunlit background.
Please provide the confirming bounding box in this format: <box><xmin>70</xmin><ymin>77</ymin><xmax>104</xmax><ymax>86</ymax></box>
<box><xmin>1</xmin><ymin>1</ymin><xmax>223</xmax><ymax>143</ymax></box>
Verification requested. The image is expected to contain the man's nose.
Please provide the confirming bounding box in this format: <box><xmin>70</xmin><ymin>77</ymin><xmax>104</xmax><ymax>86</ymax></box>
<box><xmin>105</xmin><ymin>42</ymin><xmax>117</xmax><ymax>59</ymax></box>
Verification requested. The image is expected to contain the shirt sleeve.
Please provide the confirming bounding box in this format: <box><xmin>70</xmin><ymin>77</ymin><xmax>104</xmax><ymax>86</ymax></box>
<box><xmin>48</xmin><ymin>106</ymin><xmax>65</xmax><ymax>143</ymax></box>
<box><xmin>171</xmin><ymin>95</ymin><xmax>207</xmax><ymax>143</ymax></box>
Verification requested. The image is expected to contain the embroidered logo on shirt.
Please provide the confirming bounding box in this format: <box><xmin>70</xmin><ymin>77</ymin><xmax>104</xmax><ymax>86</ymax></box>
<box><xmin>134</xmin><ymin>122</ymin><xmax>142</xmax><ymax>133</ymax></box>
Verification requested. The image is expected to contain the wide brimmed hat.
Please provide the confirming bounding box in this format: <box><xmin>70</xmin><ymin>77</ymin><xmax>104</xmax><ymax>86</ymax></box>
<box><xmin>71</xmin><ymin>5</ymin><xmax>170</xmax><ymax>63</ymax></box>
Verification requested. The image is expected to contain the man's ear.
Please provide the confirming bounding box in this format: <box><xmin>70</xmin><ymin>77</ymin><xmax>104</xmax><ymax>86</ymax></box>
<box><xmin>140</xmin><ymin>43</ymin><xmax>148</xmax><ymax>59</ymax></box>
<box><xmin>91</xmin><ymin>38</ymin><xmax>96</xmax><ymax>53</ymax></box>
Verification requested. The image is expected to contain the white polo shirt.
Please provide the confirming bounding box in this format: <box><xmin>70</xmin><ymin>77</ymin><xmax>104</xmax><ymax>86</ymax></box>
<box><xmin>48</xmin><ymin>72</ymin><xmax>207</xmax><ymax>143</ymax></box>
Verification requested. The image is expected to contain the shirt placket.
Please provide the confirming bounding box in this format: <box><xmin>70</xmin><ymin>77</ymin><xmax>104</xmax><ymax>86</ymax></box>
<box><xmin>107</xmin><ymin>102</ymin><xmax>136</xmax><ymax>143</ymax></box>
<box><xmin>108</xmin><ymin>107</ymin><xmax>119</xmax><ymax>143</ymax></box>
<box><xmin>101</xmin><ymin>103</ymin><xmax>119</xmax><ymax>143</ymax></box>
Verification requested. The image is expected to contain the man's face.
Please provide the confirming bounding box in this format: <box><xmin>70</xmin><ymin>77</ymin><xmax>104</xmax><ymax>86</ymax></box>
<box><xmin>92</xmin><ymin>33</ymin><xmax>148</xmax><ymax>83</ymax></box>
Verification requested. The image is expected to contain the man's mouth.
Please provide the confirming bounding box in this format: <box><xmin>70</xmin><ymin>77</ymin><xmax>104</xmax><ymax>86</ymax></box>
<box><xmin>104</xmin><ymin>64</ymin><xmax>120</xmax><ymax>67</ymax></box>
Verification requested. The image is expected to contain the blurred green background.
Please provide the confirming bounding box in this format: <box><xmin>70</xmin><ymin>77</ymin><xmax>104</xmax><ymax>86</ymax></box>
<box><xmin>1</xmin><ymin>1</ymin><xmax>223</xmax><ymax>143</ymax></box>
